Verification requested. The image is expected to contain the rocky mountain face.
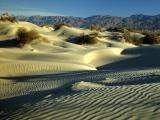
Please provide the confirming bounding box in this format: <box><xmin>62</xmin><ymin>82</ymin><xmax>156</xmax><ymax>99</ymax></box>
<box><xmin>17</xmin><ymin>14</ymin><xmax>160</xmax><ymax>30</ymax></box>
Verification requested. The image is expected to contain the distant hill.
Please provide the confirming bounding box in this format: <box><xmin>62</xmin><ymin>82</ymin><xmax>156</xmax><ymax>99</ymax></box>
<box><xmin>16</xmin><ymin>14</ymin><xmax>160</xmax><ymax>30</ymax></box>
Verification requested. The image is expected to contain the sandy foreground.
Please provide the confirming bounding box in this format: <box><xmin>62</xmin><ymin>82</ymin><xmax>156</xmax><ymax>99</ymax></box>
<box><xmin>0</xmin><ymin>22</ymin><xmax>160</xmax><ymax>120</ymax></box>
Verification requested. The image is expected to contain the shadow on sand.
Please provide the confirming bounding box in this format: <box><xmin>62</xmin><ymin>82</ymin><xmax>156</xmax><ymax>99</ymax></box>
<box><xmin>98</xmin><ymin>52</ymin><xmax>160</xmax><ymax>70</ymax></box>
<box><xmin>0</xmin><ymin>39</ymin><xmax>17</xmax><ymax>48</ymax></box>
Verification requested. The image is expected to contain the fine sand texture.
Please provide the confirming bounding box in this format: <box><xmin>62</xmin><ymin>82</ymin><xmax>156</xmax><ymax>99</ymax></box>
<box><xmin>0</xmin><ymin>21</ymin><xmax>160</xmax><ymax>120</ymax></box>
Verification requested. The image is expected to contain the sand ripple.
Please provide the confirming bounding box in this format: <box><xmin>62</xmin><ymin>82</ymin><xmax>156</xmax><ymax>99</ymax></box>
<box><xmin>1</xmin><ymin>69</ymin><xmax>160</xmax><ymax>120</ymax></box>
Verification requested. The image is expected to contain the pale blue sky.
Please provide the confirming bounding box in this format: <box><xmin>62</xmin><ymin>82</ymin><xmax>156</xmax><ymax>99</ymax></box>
<box><xmin>0</xmin><ymin>0</ymin><xmax>160</xmax><ymax>17</ymax></box>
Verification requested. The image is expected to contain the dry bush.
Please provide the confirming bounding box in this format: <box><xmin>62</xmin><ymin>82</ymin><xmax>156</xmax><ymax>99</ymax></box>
<box><xmin>154</xmin><ymin>30</ymin><xmax>160</xmax><ymax>36</ymax></box>
<box><xmin>40</xmin><ymin>23</ymin><xmax>50</xmax><ymax>27</ymax></box>
<box><xmin>140</xmin><ymin>32</ymin><xmax>160</xmax><ymax>44</ymax></box>
<box><xmin>124</xmin><ymin>30</ymin><xmax>143</xmax><ymax>45</ymax></box>
<box><xmin>132</xmin><ymin>29</ymin><xmax>160</xmax><ymax>36</ymax></box>
<box><xmin>76</xmin><ymin>34</ymin><xmax>98</xmax><ymax>45</ymax></box>
<box><xmin>89</xmin><ymin>25</ymin><xmax>102</xmax><ymax>32</ymax></box>
<box><xmin>16</xmin><ymin>28</ymin><xmax>40</xmax><ymax>47</ymax></box>
<box><xmin>107</xmin><ymin>27</ymin><xmax>160</xmax><ymax>45</ymax></box>
<box><xmin>0</xmin><ymin>13</ymin><xmax>17</xmax><ymax>23</ymax></box>
<box><xmin>89</xmin><ymin>32</ymin><xmax>100</xmax><ymax>37</ymax></box>
<box><xmin>107</xmin><ymin>27</ymin><xmax>126</xmax><ymax>33</ymax></box>
<box><xmin>54</xmin><ymin>23</ymin><xmax>71</xmax><ymax>31</ymax></box>
<box><xmin>109</xmin><ymin>32</ymin><xmax>123</xmax><ymax>41</ymax></box>
<box><xmin>124</xmin><ymin>30</ymin><xmax>160</xmax><ymax>45</ymax></box>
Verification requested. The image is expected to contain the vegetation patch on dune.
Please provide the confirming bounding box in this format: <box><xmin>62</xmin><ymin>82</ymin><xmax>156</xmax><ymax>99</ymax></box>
<box><xmin>75</xmin><ymin>33</ymin><xmax>99</xmax><ymax>45</ymax></box>
<box><xmin>107</xmin><ymin>27</ymin><xmax>142</xmax><ymax>45</ymax></box>
<box><xmin>89</xmin><ymin>24</ymin><xmax>103</xmax><ymax>32</ymax></box>
<box><xmin>124</xmin><ymin>31</ymin><xmax>160</xmax><ymax>45</ymax></box>
<box><xmin>140</xmin><ymin>32</ymin><xmax>160</xmax><ymax>44</ymax></box>
<box><xmin>16</xmin><ymin>28</ymin><xmax>40</xmax><ymax>47</ymax></box>
<box><xmin>107</xmin><ymin>27</ymin><xmax>126</xmax><ymax>33</ymax></box>
<box><xmin>54</xmin><ymin>23</ymin><xmax>72</xmax><ymax>31</ymax></box>
<box><xmin>123</xmin><ymin>30</ymin><xmax>143</xmax><ymax>45</ymax></box>
<box><xmin>108</xmin><ymin>32</ymin><xmax>123</xmax><ymax>41</ymax></box>
<box><xmin>0</xmin><ymin>13</ymin><xmax>17</xmax><ymax>23</ymax></box>
<box><xmin>108</xmin><ymin>27</ymin><xmax>160</xmax><ymax>45</ymax></box>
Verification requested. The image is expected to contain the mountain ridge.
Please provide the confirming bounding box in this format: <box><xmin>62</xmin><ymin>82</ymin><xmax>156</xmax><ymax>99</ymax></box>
<box><xmin>16</xmin><ymin>14</ymin><xmax>160</xmax><ymax>30</ymax></box>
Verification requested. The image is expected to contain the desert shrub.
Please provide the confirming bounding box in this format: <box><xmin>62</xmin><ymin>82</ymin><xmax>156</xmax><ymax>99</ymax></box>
<box><xmin>107</xmin><ymin>28</ymin><xmax>160</xmax><ymax>45</ymax></box>
<box><xmin>54</xmin><ymin>23</ymin><xmax>71</xmax><ymax>31</ymax></box>
<box><xmin>40</xmin><ymin>23</ymin><xmax>50</xmax><ymax>27</ymax></box>
<box><xmin>89</xmin><ymin>24</ymin><xmax>102</xmax><ymax>32</ymax></box>
<box><xmin>76</xmin><ymin>34</ymin><xmax>98</xmax><ymax>45</ymax></box>
<box><xmin>16</xmin><ymin>28</ymin><xmax>40</xmax><ymax>47</ymax></box>
<box><xmin>140</xmin><ymin>32</ymin><xmax>160</xmax><ymax>44</ymax></box>
<box><xmin>123</xmin><ymin>30</ymin><xmax>131</xmax><ymax>41</ymax></box>
<box><xmin>109</xmin><ymin>32</ymin><xmax>123</xmax><ymax>41</ymax></box>
<box><xmin>0</xmin><ymin>13</ymin><xmax>17</xmax><ymax>23</ymax></box>
<box><xmin>123</xmin><ymin>30</ymin><xmax>160</xmax><ymax>45</ymax></box>
<box><xmin>154</xmin><ymin>30</ymin><xmax>160</xmax><ymax>36</ymax></box>
<box><xmin>89</xmin><ymin>32</ymin><xmax>100</xmax><ymax>37</ymax></box>
<box><xmin>124</xmin><ymin>30</ymin><xmax>143</xmax><ymax>45</ymax></box>
<box><xmin>107</xmin><ymin>27</ymin><xmax>126</xmax><ymax>33</ymax></box>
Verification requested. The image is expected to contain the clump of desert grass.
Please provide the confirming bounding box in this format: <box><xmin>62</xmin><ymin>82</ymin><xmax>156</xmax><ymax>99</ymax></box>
<box><xmin>40</xmin><ymin>23</ymin><xmax>50</xmax><ymax>27</ymax></box>
<box><xmin>108</xmin><ymin>32</ymin><xmax>123</xmax><ymax>41</ymax></box>
<box><xmin>54</xmin><ymin>23</ymin><xmax>72</xmax><ymax>31</ymax></box>
<box><xmin>107</xmin><ymin>27</ymin><xmax>126</xmax><ymax>33</ymax></box>
<box><xmin>140</xmin><ymin>32</ymin><xmax>160</xmax><ymax>44</ymax></box>
<box><xmin>123</xmin><ymin>30</ymin><xmax>160</xmax><ymax>45</ymax></box>
<box><xmin>0</xmin><ymin>13</ymin><xmax>17</xmax><ymax>23</ymax></box>
<box><xmin>107</xmin><ymin>27</ymin><xmax>140</xmax><ymax>44</ymax></box>
<box><xmin>16</xmin><ymin>28</ymin><xmax>40</xmax><ymax>47</ymax></box>
<box><xmin>76</xmin><ymin>33</ymin><xmax>99</xmax><ymax>45</ymax></box>
<box><xmin>123</xmin><ymin>30</ymin><xmax>143</xmax><ymax>45</ymax></box>
<box><xmin>89</xmin><ymin>24</ymin><xmax>103</xmax><ymax>32</ymax></box>
<box><xmin>90</xmin><ymin>31</ymin><xmax>101</xmax><ymax>37</ymax></box>
<box><xmin>107</xmin><ymin>27</ymin><xmax>146</xmax><ymax>45</ymax></box>
<box><xmin>105</xmin><ymin>26</ymin><xmax>160</xmax><ymax>45</ymax></box>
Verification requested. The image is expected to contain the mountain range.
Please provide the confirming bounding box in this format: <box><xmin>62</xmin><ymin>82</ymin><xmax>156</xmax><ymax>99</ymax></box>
<box><xmin>16</xmin><ymin>14</ymin><xmax>160</xmax><ymax>30</ymax></box>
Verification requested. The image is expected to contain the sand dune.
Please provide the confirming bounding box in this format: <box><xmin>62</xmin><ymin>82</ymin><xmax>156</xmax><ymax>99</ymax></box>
<box><xmin>1</xmin><ymin>69</ymin><xmax>160</xmax><ymax>120</ymax></box>
<box><xmin>1</xmin><ymin>21</ymin><xmax>160</xmax><ymax>120</ymax></box>
<box><xmin>84</xmin><ymin>47</ymin><xmax>124</xmax><ymax>67</ymax></box>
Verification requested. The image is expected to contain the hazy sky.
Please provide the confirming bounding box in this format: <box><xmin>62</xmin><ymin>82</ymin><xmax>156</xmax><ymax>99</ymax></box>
<box><xmin>0</xmin><ymin>0</ymin><xmax>160</xmax><ymax>17</ymax></box>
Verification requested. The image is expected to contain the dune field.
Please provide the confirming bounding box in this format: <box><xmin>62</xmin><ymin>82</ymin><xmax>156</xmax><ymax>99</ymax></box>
<box><xmin>0</xmin><ymin>21</ymin><xmax>160</xmax><ymax>120</ymax></box>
